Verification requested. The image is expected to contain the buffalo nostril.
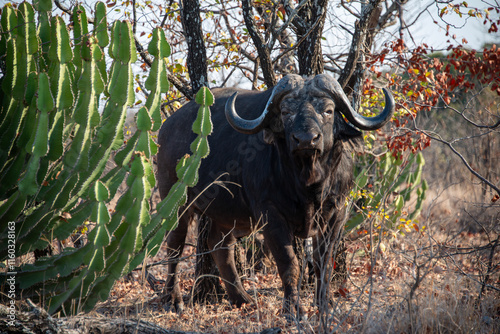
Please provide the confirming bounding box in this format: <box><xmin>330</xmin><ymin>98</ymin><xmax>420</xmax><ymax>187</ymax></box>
<box><xmin>293</xmin><ymin>132</ymin><xmax>321</xmax><ymax>148</ymax></box>
<box><xmin>312</xmin><ymin>133</ymin><xmax>321</xmax><ymax>144</ymax></box>
<box><xmin>293</xmin><ymin>134</ymin><xmax>301</xmax><ymax>144</ymax></box>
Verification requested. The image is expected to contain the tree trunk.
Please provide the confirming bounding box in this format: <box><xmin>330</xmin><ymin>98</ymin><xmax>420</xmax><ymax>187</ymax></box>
<box><xmin>192</xmin><ymin>216</ymin><xmax>225</xmax><ymax>304</ymax></box>
<box><xmin>295</xmin><ymin>0</ymin><xmax>328</xmax><ymax>76</ymax></box>
<box><xmin>180</xmin><ymin>0</ymin><xmax>208</xmax><ymax>95</ymax></box>
<box><xmin>337</xmin><ymin>0</ymin><xmax>383</xmax><ymax>90</ymax></box>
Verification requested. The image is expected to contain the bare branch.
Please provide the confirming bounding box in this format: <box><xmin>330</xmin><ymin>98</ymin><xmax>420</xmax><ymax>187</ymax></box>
<box><xmin>241</xmin><ymin>0</ymin><xmax>276</xmax><ymax>87</ymax></box>
<box><xmin>338</xmin><ymin>0</ymin><xmax>384</xmax><ymax>89</ymax></box>
<box><xmin>418</xmin><ymin>126</ymin><xmax>500</xmax><ymax>196</ymax></box>
<box><xmin>403</xmin><ymin>0</ymin><xmax>433</xmax><ymax>31</ymax></box>
<box><xmin>220</xmin><ymin>3</ymin><xmax>256</xmax><ymax>63</ymax></box>
<box><xmin>283</xmin><ymin>0</ymin><xmax>312</xmax><ymax>33</ymax></box>
<box><xmin>340</xmin><ymin>0</ymin><xmax>361</xmax><ymax>19</ymax></box>
<box><xmin>219</xmin><ymin>66</ymin><xmax>238</xmax><ymax>88</ymax></box>
<box><xmin>448</xmin><ymin>91</ymin><xmax>500</xmax><ymax>129</ymax></box>
<box><xmin>160</xmin><ymin>0</ymin><xmax>176</xmax><ymax>28</ymax></box>
<box><xmin>478</xmin><ymin>236</ymin><xmax>500</xmax><ymax>299</ymax></box>
<box><xmin>272</xmin><ymin>15</ymin><xmax>322</xmax><ymax>67</ymax></box>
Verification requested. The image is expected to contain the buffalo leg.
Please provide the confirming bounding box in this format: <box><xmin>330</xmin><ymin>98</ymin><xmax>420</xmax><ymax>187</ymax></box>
<box><xmin>207</xmin><ymin>224</ymin><xmax>253</xmax><ymax>307</ymax></box>
<box><xmin>312</xmin><ymin>223</ymin><xmax>343</xmax><ymax>308</ymax></box>
<box><xmin>161</xmin><ymin>213</ymin><xmax>192</xmax><ymax>313</ymax></box>
<box><xmin>263</xmin><ymin>221</ymin><xmax>305</xmax><ymax>320</ymax></box>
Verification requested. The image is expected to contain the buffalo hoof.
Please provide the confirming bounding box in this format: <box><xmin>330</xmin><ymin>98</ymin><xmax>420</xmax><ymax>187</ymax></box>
<box><xmin>161</xmin><ymin>294</ymin><xmax>184</xmax><ymax>314</ymax></box>
<box><xmin>283</xmin><ymin>301</ymin><xmax>307</xmax><ymax>323</ymax></box>
<box><xmin>163</xmin><ymin>300</ymin><xmax>184</xmax><ymax>314</ymax></box>
<box><xmin>230</xmin><ymin>291</ymin><xmax>254</xmax><ymax>308</ymax></box>
<box><xmin>284</xmin><ymin>311</ymin><xmax>308</xmax><ymax>323</ymax></box>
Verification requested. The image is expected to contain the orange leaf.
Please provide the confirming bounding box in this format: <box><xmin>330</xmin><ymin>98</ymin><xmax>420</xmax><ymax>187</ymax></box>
<box><xmin>492</xmin><ymin>194</ymin><xmax>499</xmax><ymax>203</ymax></box>
<box><xmin>338</xmin><ymin>286</ymin><xmax>350</xmax><ymax>298</ymax></box>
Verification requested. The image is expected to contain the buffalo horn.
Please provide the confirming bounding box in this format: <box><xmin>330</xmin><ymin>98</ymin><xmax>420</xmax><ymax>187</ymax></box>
<box><xmin>315</xmin><ymin>74</ymin><xmax>395</xmax><ymax>131</ymax></box>
<box><xmin>225</xmin><ymin>75</ymin><xmax>303</xmax><ymax>134</ymax></box>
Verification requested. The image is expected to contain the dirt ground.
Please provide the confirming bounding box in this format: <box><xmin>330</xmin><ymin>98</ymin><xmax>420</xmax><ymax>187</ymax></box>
<box><xmin>90</xmin><ymin>202</ymin><xmax>499</xmax><ymax>334</ymax></box>
<box><xmin>90</xmin><ymin>126</ymin><xmax>500</xmax><ymax>333</ymax></box>
<box><xmin>7</xmin><ymin>112</ymin><xmax>498</xmax><ymax>334</ymax></box>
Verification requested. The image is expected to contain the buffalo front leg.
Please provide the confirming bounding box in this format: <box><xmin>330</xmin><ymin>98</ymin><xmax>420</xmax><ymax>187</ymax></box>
<box><xmin>312</xmin><ymin>223</ymin><xmax>344</xmax><ymax>309</ymax></box>
<box><xmin>207</xmin><ymin>224</ymin><xmax>253</xmax><ymax>307</ymax></box>
<box><xmin>263</xmin><ymin>222</ymin><xmax>305</xmax><ymax>321</ymax></box>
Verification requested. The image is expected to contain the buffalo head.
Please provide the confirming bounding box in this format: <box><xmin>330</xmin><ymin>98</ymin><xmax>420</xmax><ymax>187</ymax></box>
<box><xmin>225</xmin><ymin>74</ymin><xmax>394</xmax><ymax>184</ymax></box>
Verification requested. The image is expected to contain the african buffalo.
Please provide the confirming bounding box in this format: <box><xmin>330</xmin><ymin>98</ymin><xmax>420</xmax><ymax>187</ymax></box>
<box><xmin>157</xmin><ymin>74</ymin><xmax>394</xmax><ymax>318</ymax></box>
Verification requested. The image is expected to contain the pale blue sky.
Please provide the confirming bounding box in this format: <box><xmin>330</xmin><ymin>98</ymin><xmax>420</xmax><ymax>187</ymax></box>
<box><xmin>409</xmin><ymin>0</ymin><xmax>498</xmax><ymax>50</ymax></box>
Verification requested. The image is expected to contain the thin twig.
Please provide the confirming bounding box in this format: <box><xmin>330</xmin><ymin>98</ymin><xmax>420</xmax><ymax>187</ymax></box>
<box><xmin>420</xmin><ymin>130</ymin><xmax>500</xmax><ymax>196</ymax></box>
<box><xmin>272</xmin><ymin>15</ymin><xmax>322</xmax><ymax>65</ymax></box>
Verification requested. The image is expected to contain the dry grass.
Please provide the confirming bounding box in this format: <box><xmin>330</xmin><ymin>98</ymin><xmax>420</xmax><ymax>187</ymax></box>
<box><xmin>9</xmin><ymin>157</ymin><xmax>497</xmax><ymax>333</ymax></box>
<box><xmin>10</xmin><ymin>109</ymin><xmax>499</xmax><ymax>333</ymax></box>
<box><xmin>90</xmin><ymin>213</ymin><xmax>499</xmax><ymax>333</ymax></box>
<box><xmin>90</xmin><ymin>83</ymin><xmax>499</xmax><ymax>333</ymax></box>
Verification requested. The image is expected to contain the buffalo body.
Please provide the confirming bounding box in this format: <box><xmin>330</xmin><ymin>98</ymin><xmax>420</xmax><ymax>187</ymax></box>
<box><xmin>157</xmin><ymin>74</ymin><xmax>394</xmax><ymax>317</ymax></box>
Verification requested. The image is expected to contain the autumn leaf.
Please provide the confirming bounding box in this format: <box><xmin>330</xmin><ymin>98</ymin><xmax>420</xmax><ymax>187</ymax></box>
<box><xmin>338</xmin><ymin>286</ymin><xmax>350</xmax><ymax>298</ymax></box>
<box><xmin>492</xmin><ymin>194</ymin><xmax>499</xmax><ymax>203</ymax></box>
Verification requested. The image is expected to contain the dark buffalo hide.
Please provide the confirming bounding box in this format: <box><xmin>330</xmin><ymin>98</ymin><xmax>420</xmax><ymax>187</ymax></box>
<box><xmin>156</xmin><ymin>74</ymin><xmax>394</xmax><ymax>318</ymax></box>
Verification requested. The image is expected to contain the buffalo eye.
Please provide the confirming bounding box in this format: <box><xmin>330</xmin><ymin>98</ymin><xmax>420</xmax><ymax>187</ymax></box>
<box><xmin>321</xmin><ymin>108</ymin><xmax>333</xmax><ymax>116</ymax></box>
<box><xmin>281</xmin><ymin>109</ymin><xmax>292</xmax><ymax>117</ymax></box>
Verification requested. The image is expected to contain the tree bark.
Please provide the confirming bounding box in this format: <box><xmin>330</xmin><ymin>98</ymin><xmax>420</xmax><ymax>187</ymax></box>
<box><xmin>241</xmin><ymin>0</ymin><xmax>276</xmax><ymax>87</ymax></box>
<box><xmin>180</xmin><ymin>0</ymin><xmax>208</xmax><ymax>94</ymax></box>
<box><xmin>337</xmin><ymin>0</ymin><xmax>384</xmax><ymax>90</ymax></box>
<box><xmin>192</xmin><ymin>216</ymin><xmax>225</xmax><ymax>304</ymax></box>
<box><xmin>294</xmin><ymin>0</ymin><xmax>328</xmax><ymax>76</ymax></box>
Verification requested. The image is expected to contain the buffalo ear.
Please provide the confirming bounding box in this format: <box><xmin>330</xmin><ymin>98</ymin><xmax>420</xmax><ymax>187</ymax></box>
<box><xmin>262</xmin><ymin>108</ymin><xmax>284</xmax><ymax>144</ymax></box>
<box><xmin>336</xmin><ymin>113</ymin><xmax>362</xmax><ymax>140</ymax></box>
<box><xmin>262</xmin><ymin>129</ymin><xmax>275</xmax><ymax>144</ymax></box>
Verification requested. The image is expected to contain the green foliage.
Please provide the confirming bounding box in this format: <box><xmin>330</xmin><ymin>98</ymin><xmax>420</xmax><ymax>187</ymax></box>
<box><xmin>347</xmin><ymin>149</ymin><xmax>427</xmax><ymax>236</ymax></box>
<box><xmin>346</xmin><ymin>89</ymin><xmax>427</xmax><ymax>237</ymax></box>
<box><xmin>0</xmin><ymin>1</ymin><xmax>212</xmax><ymax>315</ymax></box>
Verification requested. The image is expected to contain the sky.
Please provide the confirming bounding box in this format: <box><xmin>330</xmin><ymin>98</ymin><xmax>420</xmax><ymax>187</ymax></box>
<box><xmin>407</xmin><ymin>0</ymin><xmax>499</xmax><ymax>50</ymax></box>
<box><xmin>3</xmin><ymin>0</ymin><xmax>495</xmax><ymax>50</ymax></box>
<box><xmin>1</xmin><ymin>0</ymin><xmax>497</xmax><ymax>90</ymax></box>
